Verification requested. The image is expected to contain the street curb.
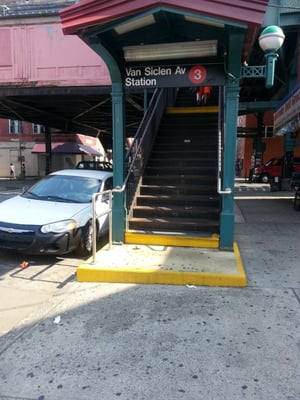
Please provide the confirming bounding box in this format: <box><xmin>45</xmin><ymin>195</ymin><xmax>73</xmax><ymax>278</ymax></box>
<box><xmin>76</xmin><ymin>242</ymin><xmax>247</xmax><ymax>287</ymax></box>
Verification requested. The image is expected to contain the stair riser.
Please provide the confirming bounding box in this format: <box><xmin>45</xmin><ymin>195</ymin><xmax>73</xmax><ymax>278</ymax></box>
<box><xmin>160</xmin><ymin>117</ymin><xmax>218</xmax><ymax>123</ymax></box>
<box><xmin>154</xmin><ymin>138</ymin><xmax>216</xmax><ymax>145</ymax></box>
<box><xmin>149</xmin><ymin>153</ymin><xmax>217</xmax><ymax>161</ymax></box>
<box><xmin>152</xmin><ymin>145</ymin><xmax>217</xmax><ymax>151</ymax></box>
<box><xmin>137</xmin><ymin>197</ymin><xmax>219</xmax><ymax>207</ymax></box>
<box><xmin>158</xmin><ymin>127</ymin><xmax>218</xmax><ymax>133</ymax></box>
<box><xmin>147</xmin><ymin>161</ymin><xmax>217</xmax><ymax>168</ymax></box>
<box><xmin>128</xmin><ymin>220</ymin><xmax>219</xmax><ymax>233</ymax></box>
<box><xmin>140</xmin><ymin>186</ymin><xmax>217</xmax><ymax>195</ymax></box>
<box><xmin>143</xmin><ymin>177</ymin><xmax>217</xmax><ymax>185</ymax></box>
<box><xmin>147</xmin><ymin>163</ymin><xmax>217</xmax><ymax>169</ymax></box>
<box><xmin>158</xmin><ymin>125</ymin><xmax>217</xmax><ymax>130</ymax></box>
<box><xmin>145</xmin><ymin>167</ymin><xmax>217</xmax><ymax>175</ymax></box>
<box><xmin>150</xmin><ymin>151</ymin><xmax>217</xmax><ymax>158</ymax></box>
<box><xmin>152</xmin><ymin>147</ymin><xmax>217</xmax><ymax>153</ymax></box>
<box><xmin>132</xmin><ymin>209</ymin><xmax>219</xmax><ymax>219</ymax></box>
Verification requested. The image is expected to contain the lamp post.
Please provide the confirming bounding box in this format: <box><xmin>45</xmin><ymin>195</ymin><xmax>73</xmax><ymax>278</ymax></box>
<box><xmin>240</xmin><ymin>25</ymin><xmax>285</xmax><ymax>191</ymax></box>
<box><xmin>259</xmin><ymin>25</ymin><xmax>285</xmax><ymax>88</ymax></box>
<box><xmin>241</xmin><ymin>25</ymin><xmax>285</xmax><ymax>88</ymax></box>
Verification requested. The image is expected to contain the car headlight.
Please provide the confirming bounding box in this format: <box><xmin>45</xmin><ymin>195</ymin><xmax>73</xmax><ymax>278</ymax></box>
<box><xmin>41</xmin><ymin>219</ymin><xmax>77</xmax><ymax>234</ymax></box>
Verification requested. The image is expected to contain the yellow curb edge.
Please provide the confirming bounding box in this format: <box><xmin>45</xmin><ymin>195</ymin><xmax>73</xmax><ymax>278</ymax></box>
<box><xmin>76</xmin><ymin>242</ymin><xmax>247</xmax><ymax>288</ymax></box>
<box><xmin>125</xmin><ymin>231</ymin><xmax>219</xmax><ymax>248</ymax></box>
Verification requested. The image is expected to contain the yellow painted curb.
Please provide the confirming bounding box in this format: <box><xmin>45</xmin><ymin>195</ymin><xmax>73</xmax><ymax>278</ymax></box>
<box><xmin>76</xmin><ymin>242</ymin><xmax>247</xmax><ymax>288</ymax></box>
<box><xmin>77</xmin><ymin>267</ymin><xmax>246</xmax><ymax>287</ymax></box>
<box><xmin>233</xmin><ymin>242</ymin><xmax>247</xmax><ymax>286</ymax></box>
<box><xmin>125</xmin><ymin>231</ymin><xmax>219</xmax><ymax>248</ymax></box>
<box><xmin>165</xmin><ymin>106</ymin><xmax>219</xmax><ymax>114</ymax></box>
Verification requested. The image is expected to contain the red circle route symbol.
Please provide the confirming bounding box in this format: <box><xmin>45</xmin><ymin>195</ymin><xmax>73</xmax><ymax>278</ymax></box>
<box><xmin>189</xmin><ymin>65</ymin><xmax>207</xmax><ymax>84</ymax></box>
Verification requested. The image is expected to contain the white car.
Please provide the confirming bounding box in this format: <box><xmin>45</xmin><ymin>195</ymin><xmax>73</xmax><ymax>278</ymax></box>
<box><xmin>0</xmin><ymin>169</ymin><xmax>113</xmax><ymax>256</ymax></box>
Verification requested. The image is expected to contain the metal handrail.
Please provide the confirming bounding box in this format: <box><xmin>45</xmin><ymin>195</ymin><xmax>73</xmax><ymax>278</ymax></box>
<box><xmin>91</xmin><ymin>189</ymin><xmax>113</xmax><ymax>263</ymax></box>
<box><xmin>217</xmin><ymin>86</ymin><xmax>232</xmax><ymax>195</ymax></box>
<box><xmin>89</xmin><ymin>90</ymin><xmax>168</xmax><ymax>263</ymax></box>
<box><xmin>89</xmin><ymin>88</ymin><xmax>177</xmax><ymax>263</ymax></box>
<box><xmin>124</xmin><ymin>88</ymin><xmax>170</xmax><ymax>211</ymax></box>
<box><xmin>91</xmin><ymin>185</ymin><xmax>130</xmax><ymax>264</ymax></box>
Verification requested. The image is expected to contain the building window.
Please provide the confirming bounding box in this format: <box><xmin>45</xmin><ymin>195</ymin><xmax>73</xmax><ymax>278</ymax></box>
<box><xmin>9</xmin><ymin>120</ymin><xmax>23</xmax><ymax>134</ymax></box>
<box><xmin>32</xmin><ymin>123</ymin><xmax>46</xmax><ymax>134</ymax></box>
<box><xmin>264</xmin><ymin>125</ymin><xmax>273</xmax><ymax>138</ymax></box>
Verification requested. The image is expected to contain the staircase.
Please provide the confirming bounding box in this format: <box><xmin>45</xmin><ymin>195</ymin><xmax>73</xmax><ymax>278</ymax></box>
<box><xmin>127</xmin><ymin>88</ymin><xmax>220</xmax><ymax>242</ymax></box>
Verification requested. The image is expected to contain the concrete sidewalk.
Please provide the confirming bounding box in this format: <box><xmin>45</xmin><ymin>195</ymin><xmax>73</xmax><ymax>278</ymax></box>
<box><xmin>78</xmin><ymin>241</ymin><xmax>246</xmax><ymax>287</ymax></box>
<box><xmin>0</xmin><ymin>182</ymin><xmax>299</xmax><ymax>400</ymax></box>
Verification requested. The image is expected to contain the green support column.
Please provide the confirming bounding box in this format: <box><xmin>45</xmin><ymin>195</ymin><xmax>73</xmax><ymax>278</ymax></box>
<box><xmin>220</xmin><ymin>32</ymin><xmax>244</xmax><ymax>250</ymax></box>
<box><xmin>111</xmin><ymin>82</ymin><xmax>126</xmax><ymax>243</ymax></box>
<box><xmin>86</xmin><ymin>40</ymin><xmax>126</xmax><ymax>243</ymax></box>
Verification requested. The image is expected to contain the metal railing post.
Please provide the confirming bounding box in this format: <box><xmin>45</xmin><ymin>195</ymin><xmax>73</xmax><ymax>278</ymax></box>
<box><xmin>91</xmin><ymin>190</ymin><xmax>113</xmax><ymax>264</ymax></box>
<box><xmin>217</xmin><ymin>86</ymin><xmax>232</xmax><ymax>195</ymax></box>
<box><xmin>92</xmin><ymin>193</ymin><xmax>97</xmax><ymax>263</ymax></box>
<box><xmin>108</xmin><ymin>190</ymin><xmax>113</xmax><ymax>249</ymax></box>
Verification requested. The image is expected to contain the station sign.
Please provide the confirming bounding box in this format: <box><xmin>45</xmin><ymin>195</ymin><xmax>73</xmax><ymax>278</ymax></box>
<box><xmin>124</xmin><ymin>64</ymin><xmax>225</xmax><ymax>88</ymax></box>
<box><xmin>274</xmin><ymin>83</ymin><xmax>300</xmax><ymax>135</ymax></box>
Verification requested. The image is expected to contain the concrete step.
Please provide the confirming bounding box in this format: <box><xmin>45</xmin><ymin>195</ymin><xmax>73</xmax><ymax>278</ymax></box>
<box><xmin>132</xmin><ymin>205</ymin><xmax>220</xmax><ymax>219</ymax></box>
<box><xmin>136</xmin><ymin>193</ymin><xmax>220</xmax><ymax>205</ymax></box>
<box><xmin>128</xmin><ymin>216</ymin><xmax>220</xmax><ymax>234</ymax></box>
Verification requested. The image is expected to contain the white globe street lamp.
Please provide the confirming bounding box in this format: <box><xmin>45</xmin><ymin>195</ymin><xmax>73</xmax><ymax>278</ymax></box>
<box><xmin>258</xmin><ymin>25</ymin><xmax>285</xmax><ymax>88</ymax></box>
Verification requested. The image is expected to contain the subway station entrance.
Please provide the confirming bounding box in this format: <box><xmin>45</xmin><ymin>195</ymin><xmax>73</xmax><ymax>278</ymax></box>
<box><xmin>60</xmin><ymin>0</ymin><xmax>269</xmax><ymax>251</ymax></box>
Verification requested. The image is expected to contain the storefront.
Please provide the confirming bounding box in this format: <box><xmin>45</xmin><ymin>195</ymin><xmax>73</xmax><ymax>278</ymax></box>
<box><xmin>31</xmin><ymin>133</ymin><xmax>105</xmax><ymax>175</ymax></box>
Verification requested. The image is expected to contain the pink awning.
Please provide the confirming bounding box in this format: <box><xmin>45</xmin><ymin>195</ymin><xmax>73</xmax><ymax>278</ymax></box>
<box><xmin>31</xmin><ymin>142</ymin><xmax>102</xmax><ymax>156</ymax></box>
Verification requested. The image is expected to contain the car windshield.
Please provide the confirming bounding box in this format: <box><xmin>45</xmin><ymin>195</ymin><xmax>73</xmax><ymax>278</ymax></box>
<box><xmin>22</xmin><ymin>175</ymin><xmax>102</xmax><ymax>203</ymax></box>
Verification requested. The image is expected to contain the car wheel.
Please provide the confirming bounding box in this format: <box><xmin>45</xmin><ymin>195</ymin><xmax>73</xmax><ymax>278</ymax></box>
<box><xmin>76</xmin><ymin>220</ymin><xmax>94</xmax><ymax>257</ymax></box>
<box><xmin>261</xmin><ymin>174</ymin><xmax>269</xmax><ymax>183</ymax></box>
<box><xmin>294</xmin><ymin>190</ymin><xmax>300</xmax><ymax>211</ymax></box>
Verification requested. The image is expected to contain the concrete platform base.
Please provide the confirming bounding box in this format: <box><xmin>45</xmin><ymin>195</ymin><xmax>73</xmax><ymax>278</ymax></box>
<box><xmin>77</xmin><ymin>242</ymin><xmax>246</xmax><ymax>287</ymax></box>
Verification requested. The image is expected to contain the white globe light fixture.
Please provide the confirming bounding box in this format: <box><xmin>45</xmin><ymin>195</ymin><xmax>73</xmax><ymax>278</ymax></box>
<box><xmin>258</xmin><ymin>25</ymin><xmax>285</xmax><ymax>88</ymax></box>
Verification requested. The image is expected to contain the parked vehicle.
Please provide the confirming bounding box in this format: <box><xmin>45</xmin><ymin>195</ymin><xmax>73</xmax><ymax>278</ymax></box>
<box><xmin>252</xmin><ymin>157</ymin><xmax>300</xmax><ymax>183</ymax></box>
<box><xmin>76</xmin><ymin>160</ymin><xmax>113</xmax><ymax>171</ymax></box>
<box><xmin>0</xmin><ymin>169</ymin><xmax>113</xmax><ymax>256</ymax></box>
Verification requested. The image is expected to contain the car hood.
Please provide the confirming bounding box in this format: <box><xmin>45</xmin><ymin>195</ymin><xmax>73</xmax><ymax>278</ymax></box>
<box><xmin>0</xmin><ymin>195</ymin><xmax>89</xmax><ymax>225</ymax></box>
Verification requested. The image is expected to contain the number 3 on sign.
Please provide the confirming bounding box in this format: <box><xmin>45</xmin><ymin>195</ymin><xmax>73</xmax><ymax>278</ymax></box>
<box><xmin>189</xmin><ymin>65</ymin><xmax>207</xmax><ymax>84</ymax></box>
